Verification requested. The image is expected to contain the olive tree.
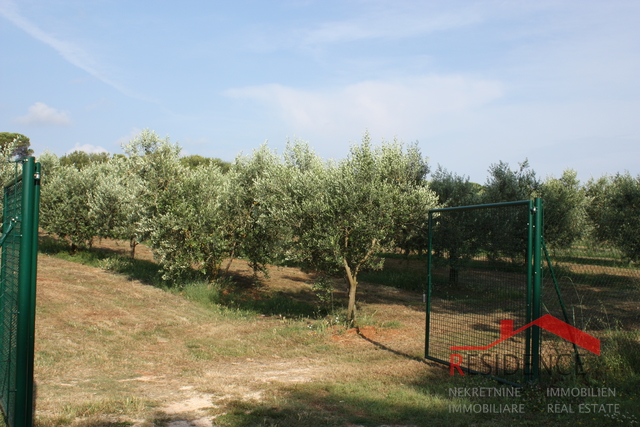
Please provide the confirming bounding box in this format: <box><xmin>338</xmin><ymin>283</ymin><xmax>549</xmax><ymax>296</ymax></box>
<box><xmin>428</xmin><ymin>166</ymin><xmax>483</xmax><ymax>284</ymax></box>
<box><xmin>146</xmin><ymin>163</ymin><xmax>231</xmax><ymax>282</ymax></box>
<box><xmin>586</xmin><ymin>172</ymin><xmax>640</xmax><ymax>261</ymax></box>
<box><xmin>539</xmin><ymin>169</ymin><xmax>588</xmax><ymax>251</ymax></box>
<box><xmin>37</xmin><ymin>150</ymin><xmax>60</xmax><ymax>184</ymax></box>
<box><xmin>121</xmin><ymin>129</ymin><xmax>184</xmax><ymax>256</ymax></box>
<box><xmin>483</xmin><ymin>159</ymin><xmax>540</xmax><ymax>203</ymax></box>
<box><xmin>380</xmin><ymin>141</ymin><xmax>431</xmax><ymax>259</ymax></box>
<box><xmin>271</xmin><ymin>136</ymin><xmax>439</xmax><ymax>324</ymax></box>
<box><xmin>40</xmin><ymin>165</ymin><xmax>101</xmax><ymax>253</ymax></box>
<box><xmin>88</xmin><ymin>158</ymin><xmax>146</xmax><ymax>257</ymax></box>
<box><xmin>481</xmin><ymin>159</ymin><xmax>540</xmax><ymax>263</ymax></box>
<box><xmin>223</xmin><ymin>145</ymin><xmax>288</xmax><ymax>277</ymax></box>
<box><xmin>119</xmin><ymin>129</ymin><xmax>225</xmax><ymax>282</ymax></box>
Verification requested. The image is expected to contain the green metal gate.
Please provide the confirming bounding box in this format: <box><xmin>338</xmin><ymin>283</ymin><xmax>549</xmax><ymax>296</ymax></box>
<box><xmin>425</xmin><ymin>199</ymin><xmax>543</xmax><ymax>385</ymax></box>
<box><xmin>0</xmin><ymin>158</ymin><xmax>40</xmax><ymax>427</ymax></box>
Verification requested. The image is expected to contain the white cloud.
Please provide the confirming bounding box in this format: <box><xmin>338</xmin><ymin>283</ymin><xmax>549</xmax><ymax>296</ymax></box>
<box><xmin>225</xmin><ymin>75</ymin><xmax>503</xmax><ymax>140</ymax></box>
<box><xmin>67</xmin><ymin>143</ymin><xmax>108</xmax><ymax>154</ymax></box>
<box><xmin>14</xmin><ymin>102</ymin><xmax>71</xmax><ymax>126</ymax></box>
<box><xmin>302</xmin><ymin>7</ymin><xmax>481</xmax><ymax>46</ymax></box>
<box><xmin>0</xmin><ymin>0</ymin><xmax>138</xmax><ymax>98</ymax></box>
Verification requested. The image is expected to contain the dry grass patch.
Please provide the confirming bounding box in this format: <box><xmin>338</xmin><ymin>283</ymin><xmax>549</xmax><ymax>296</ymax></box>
<box><xmin>29</xmin><ymin>238</ymin><xmax>639</xmax><ymax>427</ymax></box>
<box><xmin>33</xmin><ymin>252</ymin><xmax>370</xmax><ymax>426</ymax></box>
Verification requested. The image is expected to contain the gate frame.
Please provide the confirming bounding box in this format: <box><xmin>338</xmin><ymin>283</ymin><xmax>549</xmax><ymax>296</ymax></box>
<box><xmin>425</xmin><ymin>198</ymin><xmax>543</xmax><ymax>385</ymax></box>
<box><xmin>0</xmin><ymin>157</ymin><xmax>40</xmax><ymax>427</ymax></box>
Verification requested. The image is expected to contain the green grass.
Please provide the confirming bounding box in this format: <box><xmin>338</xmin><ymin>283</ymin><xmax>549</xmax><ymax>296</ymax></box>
<box><xmin>39</xmin><ymin>236</ymin><xmax>325</xmax><ymax>320</ymax></box>
<box><xmin>208</xmin><ymin>371</ymin><xmax>640</xmax><ymax>427</ymax></box>
<box><xmin>210</xmin><ymin>377</ymin><xmax>462</xmax><ymax>427</ymax></box>
<box><xmin>173</xmin><ymin>277</ymin><xmax>325</xmax><ymax>321</ymax></box>
<box><xmin>32</xmin><ymin>237</ymin><xmax>640</xmax><ymax>427</ymax></box>
<box><xmin>39</xmin><ymin>235</ymin><xmax>164</xmax><ymax>287</ymax></box>
<box><xmin>35</xmin><ymin>396</ymin><xmax>154</xmax><ymax>427</ymax></box>
<box><xmin>360</xmin><ymin>269</ymin><xmax>425</xmax><ymax>292</ymax></box>
<box><xmin>550</xmin><ymin>242</ymin><xmax>640</xmax><ymax>270</ymax></box>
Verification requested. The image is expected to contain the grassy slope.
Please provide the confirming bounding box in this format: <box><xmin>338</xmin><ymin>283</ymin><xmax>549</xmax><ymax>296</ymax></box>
<box><xmin>30</xmin><ymin>248</ymin><xmax>639</xmax><ymax>427</ymax></box>
<box><xmin>34</xmin><ymin>253</ymin><xmax>447</xmax><ymax>427</ymax></box>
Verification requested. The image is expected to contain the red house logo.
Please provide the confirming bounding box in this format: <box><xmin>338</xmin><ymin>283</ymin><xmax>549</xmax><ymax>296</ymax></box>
<box><xmin>449</xmin><ymin>314</ymin><xmax>600</xmax><ymax>375</ymax></box>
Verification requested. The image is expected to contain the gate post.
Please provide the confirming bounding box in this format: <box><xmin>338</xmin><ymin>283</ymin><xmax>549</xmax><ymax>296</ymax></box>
<box><xmin>16</xmin><ymin>157</ymin><xmax>37</xmax><ymax>427</ymax></box>
<box><xmin>530</xmin><ymin>198</ymin><xmax>543</xmax><ymax>382</ymax></box>
<box><xmin>425</xmin><ymin>210</ymin><xmax>433</xmax><ymax>358</ymax></box>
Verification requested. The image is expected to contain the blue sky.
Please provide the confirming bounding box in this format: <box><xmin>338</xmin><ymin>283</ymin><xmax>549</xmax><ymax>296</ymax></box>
<box><xmin>1</xmin><ymin>0</ymin><xmax>639</xmax><ymax>183</ymax></box>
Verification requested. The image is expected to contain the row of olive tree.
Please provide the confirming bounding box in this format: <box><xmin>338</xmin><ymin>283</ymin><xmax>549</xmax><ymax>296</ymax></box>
<box><xmin>37</xmin><ymin>131</ymin><xmax>638</xmax><ymax>322</ymax></box>
<box><xmin>38</xmin><ymin>130</ymin><xmax>439</xmax><ymax>324</ymax></box>
<box><xmin>429</xmin><ymin>159</ymin><xmax>640</xmax><ymax>262</ymax></box>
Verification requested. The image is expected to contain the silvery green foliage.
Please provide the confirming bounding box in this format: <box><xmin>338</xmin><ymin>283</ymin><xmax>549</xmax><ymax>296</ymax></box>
<box><xmin>120</xmin><ymin>129</ymin><xmax>204</xmax><ymax>281</ymax></box>
<box><xmin>483</xmin><ymin>159</ymin><xmax>540</xmax><ymax>203</ymax></box>
<box><xmin>120</xmin><ymin>129</ymin><xmax>236</xmax><ymax>282</ymax></box>
<box><xmin>40</xmin><ymin>165</ymin><xmax>101</xmax><ymax>252</ymax></box>
<box><xmin>539</xmin><ymin>169</ymin><xmax>588</xmax><ymax>250</ymax></box>
<box><xmin>120</xmin><ymin>128</ymin><xmax>183</xmax><ymax>243</ymax></box>
<box><xmin>269</xmin><ymin>134</ymin><xmax>439</xmax><ymax>323</ymax></box>
<box><xmin>122</xmin><ymin>128</ymin><xmax>178</xmax><ymax>158</ymax></box>
<box><xmin>145</xmin><ymin>163</ymin><xmax>229</xmax><ymax>283</ymax></box>
<box><xmin>121</xmin><ymin>128</ymin><xmax>182</xmax><ymax>213</ymax></box>
<box><xmin>586</xmin><ymin>172</ymin><xmax>640</xmax><ymax>261</ymax></box>
<box><xmin>224</xmin><ymin>144</ymin><xmax>287</xmax><ymax>277</ymax></box>
<box><xmin>0</xmin><ymin>138</ymin><xmax>21</xmax><ymax>217</ymax></box>
<box><xmin>37</xmin><ymin>150</ymin><xmax>60</xmax><ymax>185</ymax></box>
<box><xmin>87</xmin><ymin>157</ymin><xmax>146</xmax><ymax>256</ymax></box>
<box><xmin>0</xmin><ymin>137</ymin><xmax>20</xmax><ymax>183</ymax></box>
<box><xmin>37</xmin><ymin>129</ymin><xmax>439</xmax><ymax>306</ymax></box>
<box><xmin>39</xmin><ymin>150</ymin><xmax>147</xmax><ymax>256</ymax></box>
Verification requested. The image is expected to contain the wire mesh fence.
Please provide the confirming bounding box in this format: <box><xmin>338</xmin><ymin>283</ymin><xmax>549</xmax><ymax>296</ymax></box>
<box><xmin>425</xmin><ymin>197</ymin><xmax>640</xmax><ymax>386</ymax></box>
<box><xmin>0</xmin><ymin>174</ymin><xmax>23</xmax><ymax>427</ymax></box>
<box><xmin>0</xmin><ymin>158</ymin><xmax>40</xmax><ymax>427</ymax></box>
<box><xmin>541</xmin><ymin>206</ymin><xmax>640</xmax><ymax>382</ymax></box>
<box><xmin>425</xmin><ymin>200</ymin><xmax>538</xmax><ymax>385</ymax></box>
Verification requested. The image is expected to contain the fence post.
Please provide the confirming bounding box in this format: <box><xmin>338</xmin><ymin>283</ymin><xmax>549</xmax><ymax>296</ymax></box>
<box><xmin>15</xmin><ymin>157</ymin><xmax>36</xmax><ymax>427</ymax></box>
<box><xmin>525</xmin><ymin>200</ymin><xmax>534</xmax><ymax>381</ymax></box>
<box><xmin>26</xmin><ymin>161</ymin><xmax>40</xmax><ymax>424</ymax></box>
<box><xmin>530</xmin><ymin>197</ymin><xmax>543</xmax><ymax>382</ymax></box>
<box><xmin>425</xmin><ymin>210</ymin><xmax>433</xmax><ymax>358</ymax></box>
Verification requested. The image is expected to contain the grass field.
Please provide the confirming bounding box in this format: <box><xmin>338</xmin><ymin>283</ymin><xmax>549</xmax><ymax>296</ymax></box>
<box><xmin>17</xmin><ymin>235</ymin><xmax>640</xmax><ymax>426</ymax></box>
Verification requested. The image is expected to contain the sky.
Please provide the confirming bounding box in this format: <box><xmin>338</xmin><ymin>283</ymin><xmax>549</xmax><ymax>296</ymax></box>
<box><xmin>1</xmin><ymin>0</ymin><xmax>639</xmax><ymax>184</ymax></box>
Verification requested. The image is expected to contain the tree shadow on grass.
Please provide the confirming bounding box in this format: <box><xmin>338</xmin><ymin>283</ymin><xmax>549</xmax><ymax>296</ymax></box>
<box><xmin>209</xmin><ymin>385</ymin><xmax>470</xmax><ymax>427</ymax></box>
<box><xmin>220</xmin><ymin>289</ymin><xmax>324</xmax><ymax>319</ymax></box>
<box><xmin>355</xmin><ymin>327</ymin><xmax>429</xmax><ymax>365</ymax></box>
<box><xmin>39</xmin><ymin>234</ymin><xmax>165</xmax><ymax>287</ymax></box>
